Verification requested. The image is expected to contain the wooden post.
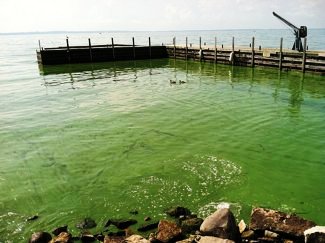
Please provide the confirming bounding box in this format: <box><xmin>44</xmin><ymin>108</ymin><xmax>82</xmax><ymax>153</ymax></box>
<box><xmin>279</xmin><ymin>37</ymin><xmax>283</xmax><ymax>70</ymax></box>
<box><xmin>173</xmin><ymin>37</ymin><xmax>176</xmax><ymax>59</ymax></box>
<box><xmin>149</xmin><ymin>37</ymin><xmax>151</xmax><ymax>59</ymax></box>
<box><xmin>66</xmin><ymin>38</ymin><xmax>71</xmax><ymax>63</ymax></box>
<box><xmin>38</xmin><ymin>40</ymin><xmax>41</xmax><ymax>51</ymax></box>
<box><xmin>88</xmin><ymin>38</ymin><xmax>93</xmax><ymax>62</ymax></box>
<box><xmin>185</xmin><ymin>37</ymin><xmax>188</xmax><ymax>60</ymax></box>
<box><xmin>111</xmin><ymin>37</ymin><xmax>115</xmax><ymax>60</ymax></box>
<box><xmin>132</xmin><ymin>37</ymin><xmax>136</xmax><ymax>59</ymax></box>
<box><xmin>231</xmin><ymin>37</ymin><xmax>235</xmax><ymax>66</ymax></box>
<box><xmin>251</xmin><ymin>37</ymin><xmax>255</xmax><ymax>67</ymax></box>
<box><xmin>302</xmin><ymin>38</ymin><xmax>307</xmax><ymax>73</ymax></box>
<box><xmin>214</xmin><ymin>37</ymin><xmax>217</xmax><ymax>63</ymax></box>
<box><xmin>199</xmin><ymin>37</ymin><xmax>202</xmax><ymax>62</ymax></box>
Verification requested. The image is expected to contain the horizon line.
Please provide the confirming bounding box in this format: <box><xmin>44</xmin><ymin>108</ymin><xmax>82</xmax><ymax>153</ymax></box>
<box><xmin>1</xmin><ymin>28</ymin><xmax>324</xmax><ymax>35</ymax></box>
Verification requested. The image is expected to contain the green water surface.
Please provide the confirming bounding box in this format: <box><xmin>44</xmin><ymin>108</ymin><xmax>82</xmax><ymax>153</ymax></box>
<box><xmin>0</xmin><ymin>59</ymin><xmax>324</xmax><ymax>241</ymax></box>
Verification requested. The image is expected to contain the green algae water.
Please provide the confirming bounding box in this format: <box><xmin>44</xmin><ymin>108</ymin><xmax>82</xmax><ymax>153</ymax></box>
<box><xmin>0</xmin><ymin>33</ymin><xmax>325</xmax><ymax>242</ymax></box>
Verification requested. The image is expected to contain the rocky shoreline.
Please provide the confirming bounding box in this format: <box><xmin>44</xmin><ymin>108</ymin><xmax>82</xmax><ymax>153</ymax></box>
<box><xmin>29</xmin><ymin>206</ymin><xmax>325</xmax><ymax>243</ymax></box>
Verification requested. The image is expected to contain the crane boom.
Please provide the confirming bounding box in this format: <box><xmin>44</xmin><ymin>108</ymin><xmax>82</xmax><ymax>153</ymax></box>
<box><xmin>272</xmin><ymin>12</ymin><xmax>299</xmax><ymax>32</ymax></box>
<box><xmin>272</xmin><ymin>11</ymin><xmax>307</xmax><ymax>52</ymax></box>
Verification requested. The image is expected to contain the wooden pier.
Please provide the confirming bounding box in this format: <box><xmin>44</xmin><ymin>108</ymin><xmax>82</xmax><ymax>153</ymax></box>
<box><xmin>37</xmin><ymin>37</ymin><xmax>325</xmax><ymax>75</ymax></box>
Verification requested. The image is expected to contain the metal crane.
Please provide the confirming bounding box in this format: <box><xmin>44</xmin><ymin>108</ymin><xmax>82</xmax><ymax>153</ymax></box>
<box><xmin>272</xmin><ymin>11</ymin><xmax>307</xmax><ymax>52</ymax></box>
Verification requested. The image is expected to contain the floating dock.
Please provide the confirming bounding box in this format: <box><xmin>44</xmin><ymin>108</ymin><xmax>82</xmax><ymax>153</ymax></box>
<box><xmin>36</xmin><ymin>37</ymin><xmax>325</xmax><ymax>75</ymax></box>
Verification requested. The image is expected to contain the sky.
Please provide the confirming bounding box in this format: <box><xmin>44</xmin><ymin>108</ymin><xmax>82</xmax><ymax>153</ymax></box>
<box><xmin>0</xmin><ymin>0</ymin><xmax>324</xmax><ymax>33</ymax></box>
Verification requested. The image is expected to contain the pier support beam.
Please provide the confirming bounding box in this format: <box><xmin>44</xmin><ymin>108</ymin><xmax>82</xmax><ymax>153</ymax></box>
<box><xmin>214</xmin><ymin>37</ymin><xmax>217</xmax><ymax>63</ymax></box>
<box><xmin>279</xmin><ymin>37</ymin><xmax>283</xmax><ymax>70</ymax></box>
<box><xmin>149</xmin><ymin>37</ymin><xmax>151</xmax><ymax>59</ymax></box>
<box><xmin>186</xmin><ymin>37</ymin><xmax>188</xmax><ymax>60</ymax></box>
<box><xmin>251</xmin><ymin>37</ymin><xmax>255</xmax><ymax>67</ymax></box>
<box><xmin>132</xmin><ymin>37</ymin><xmax>136</xmax><ymax>59</ymax></box>
<box><xmin>302</xmin><ymin>38</ymin><xmax>307</xmax><ymax>73</ymax></box>
<box><xmin>111</xmin><ymin>38</ymin><xmax>115</xmax><ymax>60</ymax></box>
<box><xmin>88</xmin><ymin>38</ymin><xmax>93</xmax><ymax>62</ymax></box>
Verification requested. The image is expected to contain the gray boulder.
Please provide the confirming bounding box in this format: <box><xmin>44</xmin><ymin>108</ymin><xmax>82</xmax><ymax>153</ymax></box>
<box><xmin>200</xmin><ymin>208</ymin><xmax>239</xmax><ymax>241</ymax></box>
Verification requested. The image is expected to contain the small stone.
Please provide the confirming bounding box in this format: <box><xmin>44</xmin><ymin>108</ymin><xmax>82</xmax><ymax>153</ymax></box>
<box><xmin>95</xmin><ymin>234</ymin><xmax>105</xmax><ymax>241</ymax></box>
<box><xmin>165</xmin><ymin>206</ymin><xmax>192</xmax><ymax>218</ymax></box>
<box><xmin>200</xmin><ymin>208</ymin><xmax>240</xmax><ymax>241</ymax></box>
<box><xmin>238</xmin><ymin>220</ymin><xmax>246</xmax><ymax>234</ymax></box>
<box><xmin>105</xmin><ymin>219</ymin><xmax>138</xmax><ymax>229</ymax></box>
<box><xmin>198</xmin><ymin>236</ymin><xmax>235</xmax><ymax>243</ymax></box>
<box><xmin>76</xmin><ymin>217</ymin><xmax>97</xmax><ymax>229</ymax></box>
<box><xmin>81</xmin><ymin>234</ymin><xmax>97</xmax><ymax>242</ymax></box>
<box><xmin>176</xmin><ymin>235</ymin><xmax>199</xmax><ymax>243</ymax></box>
<box><xmin>29</xmin><ymin>232</ymin><xmax>52</xmax><ymax>243</ymax></box>
<box><xmin>156</xmin><ymin>220</ymin><xmax>183</xmax><ymax>242</ymax></box>
<box><xmin>27</xmin><ymin>215</ymin><xmax>39</xmax><ymax>221</ymax></box>
<box><xmin>264</xmin><ymin>230</ymin><xmax>278</xmax><ymax>238</ymax></box>
<box><xmin>241</xmin><ymin>230</ymin><xmax>255</xmax><ymax>239</ymax></box>
<box><xmin>137</xmin><ymin>221</ymin><xmax>159</xmax><ymax>232</ymax></box>
<box><xmin>104</xmin><ymin>235</ymin><xmax>125</xmax><ymax>243</ymax></box>
<box><xmin>256</xmin><ymin>237</ymin><xmax>277</xmax><ymax>242</ymax></box>
<box><xmin>125</xmin><ymin>235</ymin><xmax>150</xmax><ymax>243</ymax></box>
<box><xmin>144</xmin><ymin>216</ymin><xmax>151</xmax><ymax>221</ymax></box>
<box><xmin>304</xmin><ymin>226</ymin><xmax>325</xmax><ymax>243</ymax></box>
<box><xmin>51</xmin><ymin>232</ymin><xmax>72</xmax><ymax>243</ymax></box>
<box><xmin>52</xmin><ymin>225</ymin><xmax>68</xmax><ymax>236</ymax></box>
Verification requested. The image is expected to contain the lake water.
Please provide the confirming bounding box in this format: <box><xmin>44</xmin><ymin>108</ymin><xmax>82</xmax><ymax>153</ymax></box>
<box><xmin>0</xmin><ymin>30</ymin><xmax>325</xmax><ymax>242</ymax></box>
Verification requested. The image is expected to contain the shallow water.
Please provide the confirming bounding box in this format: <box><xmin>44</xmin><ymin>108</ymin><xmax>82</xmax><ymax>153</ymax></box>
<box><xmin>0</xmin><ymin>32</ymin><xmax>325</xmax><ymax>242</ymax></box>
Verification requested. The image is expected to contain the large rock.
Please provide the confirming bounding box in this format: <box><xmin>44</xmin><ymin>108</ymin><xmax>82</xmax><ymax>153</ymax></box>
<box><xmin>52</xmin><ymin>225</ymin><xmax>68</xmax><ymax>236</ymax></box>
<box><xmin>199</xmin><ymin>236</ymin><xmax>235</xmax><ymax>243</ymax></box>
<box><xmin>29</xmin><ymin>232</ymin><xmax>52</xmax><ymax>243</ymax></box>
<box><xmin>249</xmin><ymin>208</ymin><xmax>316</xmax><ymax>239</ymax></box>
<box><xmin>304</xmin><ymin>226</ymin><xmax>325</xmax><ymax>243</ymax></box>
<box><xmin>156</xmin><ymin>220</ymin><xmax>183</xmax><ymax>242</ymax></box>
<box><xmin>199</xmin><ymin>208</ymin><xmax>239</xmax><ymax>241</ymax></box>
<box><xmin>125</xmin><ymin>235</ymin><xmax>150</xmax><ymax>243</ymax></box>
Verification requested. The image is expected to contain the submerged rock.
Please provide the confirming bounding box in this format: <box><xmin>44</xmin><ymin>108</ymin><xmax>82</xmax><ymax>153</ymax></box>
<box><xmin>304</xmin><ymin>226</ymin><xmax>325</xmax><ymax>243</ymax></box>
<box><xmin>80</xmin><ymin>234</ymin><xmax>97</xmax><ymax>242</ymax></box>
<box><xmin>200</xmin><ymin>208</ymin><xmax>239</xmax><ymax>241</ymax></box>
<box><xmin>105</xmin><ymin>219</ymin><xmax>138</xmax><ymax>229</ymax></box>
<box><xmin>156</xmin><ymin>220</ymin><xmax>183</xmax><ymax>242</ymax></box>
<box><xmin>76</xmin><ymin>217</ymin><xmax>97</xmax><ymax>229</ymax></box>
<box><xmin>29</xmin><ymin>232</ymin><xmax>52</xmax><ymax>243</ymax></box>
<box><xmin>249</xmin><ymin>208</ymin><xmax>316</xmax><ymax>239</ymax></box>
<box><xmin>104</xmin><ymin>235</ymin><xmax>125</xmax><ymax>243</ymax></box>
<box><xmin>137</xmin><ymin>221</ymin><xmax>159</xmax><ymax>232</ymax></box>
<box><xmin>165</xmin><ymin>206</ymin><xmax>192</xmax><ymax>218</ymax></box>
<box><xmin>27</xmin><ymin>215</ymin><xmax>39</xmax><ymax>221</ymax></box>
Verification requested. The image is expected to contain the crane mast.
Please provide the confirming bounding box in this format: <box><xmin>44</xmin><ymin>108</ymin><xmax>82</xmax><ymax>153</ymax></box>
<box><xmin>272</xmin><ymin>12</ymin><xmax>307</xmax><ymax>52</ymax></box>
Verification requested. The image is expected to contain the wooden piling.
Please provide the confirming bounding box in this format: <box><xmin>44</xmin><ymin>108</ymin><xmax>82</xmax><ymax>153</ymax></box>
<box><xmin>199</xmin><ymin>37</ymin><xmax>202</xmax><ymax>62</ymax></box>
<box><xmin>302</xmin><ymin>38</ymin><xmax>307</xmax><ymax>73</ymax></box>
<box><xmin>149</xmin><ymin>37</ymin><xmax>151</xmax><ymax>58</ymax></box>
<box><xmin>66</xmin><ymin>38</ymin><xmax>71</xmax><ymax>63</ymax></box>
<box><xmin>232</xmin><ymin>37</ymin><xmax>235</xmax><ymax>66</ymax></box>
<box><xmin>132</xmin><ymin>37</ymin><xmax>136</xmax><ymax>59</ymax></box>
<box><xmin>199</xmin><ymin>37</ymin><xmax>202</xmax><ymax>49</ymax></box>
<box><xmin>251</xmin><ymin>37</ymin><xmax>255</xmax><ymax>67</ymax></box>
<box><xmin>88</xmin><ymin>38</ymin><xmax>93</xmax><ymax>62</ymax></box>
<box><xmin>185</xmin><ymin>37</ymin><xmax>188</xmax><ymax>60</ymax></box>
<box><xmin>111</xmin><ymin>38</ymin><xmax>115</xmax><ymax>60</ymax></box>
<box><xmin>38</xmin><ymin>40</ymin><xmax>41</xmax><ymax>51</ymax></box>
<box><xmin>214</xmin><ymin>37</ymin><xmax>217</xmax><ymax>63</ymax></box>
<box><xmin>279</xmin><ymin>37</ymin><xmax>283</xmax><ymax>70</ymax></box>
<box><xmin>173</xmin><ymin>37</ymin><xmax>176</xmax><ymax>59</ymax></box>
